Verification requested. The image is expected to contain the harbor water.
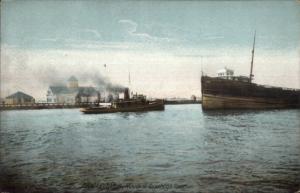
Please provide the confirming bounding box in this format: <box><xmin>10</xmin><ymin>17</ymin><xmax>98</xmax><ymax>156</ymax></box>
<box><xmin>0</xmin><ymin>105</ymin><xmax>299</xmax><ymax>193</ymax></box>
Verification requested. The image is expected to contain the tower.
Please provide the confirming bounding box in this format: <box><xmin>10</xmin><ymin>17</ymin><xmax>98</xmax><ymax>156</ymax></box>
<box><xmin>68</xmin><ymin>76</ymin><xmax>78</xmax><ymax>88</ymax></box>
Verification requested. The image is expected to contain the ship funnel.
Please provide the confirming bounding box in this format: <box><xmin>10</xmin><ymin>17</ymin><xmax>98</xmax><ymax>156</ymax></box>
<box><xmin>97</xmin><ymin>92</ymin><xmax>101</xmax><ymax>103</ymax></box>
<box><xmin>124</xmin><ymin>88</ymin><xmax>130</xmax><ymax>100</ymax></box>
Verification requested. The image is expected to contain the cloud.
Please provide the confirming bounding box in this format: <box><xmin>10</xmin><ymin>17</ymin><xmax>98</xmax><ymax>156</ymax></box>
<box><xmin>202</xmin><ymin>35</ymin><xmax>224</xmax><ymax>40</ymax></box>
<box><xmin>3</xmin><ymin>28</ymin><xmax>103</xmax><ymax>50</ymax></box>
<box><xmin>82</xmin><ymin>29</ymin><xmax>102</xmax><ymax>39</ymax></box>
<box><xmin>39</xmin><ymin>38</ymin><xmax>57</xmax><ymax>42</ymax></box>
<box><xmin>53</xmin><ymin>29</ymin><xmax>102</xmax><ymax>44</ymax></box>
<box><xmin>118</xmin><ymin>19</ymin><xmax>138</xmax><ymax>34</ymax></box>
<box><xmin>118</xmin><ymin>19</ymin><xmax>173</xmax><ymax>43</ymax></box>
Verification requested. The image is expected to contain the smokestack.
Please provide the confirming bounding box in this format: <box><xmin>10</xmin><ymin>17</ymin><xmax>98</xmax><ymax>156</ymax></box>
<box><xmin>97</xmin><ymin>92</ymin><xmax>101</xmax><ymax>103</ymax></box>
<box><xmin>124</xmin><ymin>88</ymin><xmax>130</xmax><ymax>100</ymax></box>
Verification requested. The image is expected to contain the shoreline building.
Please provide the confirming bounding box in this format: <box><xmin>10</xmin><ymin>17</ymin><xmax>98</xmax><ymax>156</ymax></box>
<box><xmin>0</xmin><ymin>97</ymin><xmax>4</xmax><ymax>105</ymax></box>
<box><xmin>47</xmin><ymin>76</ymin><xmax>100</xmax><ymax>104</ymax></box>
<box><xmin>5</xmin><ymin>91</ymin><xmax>35</xmax><ymax>105</ymax></box>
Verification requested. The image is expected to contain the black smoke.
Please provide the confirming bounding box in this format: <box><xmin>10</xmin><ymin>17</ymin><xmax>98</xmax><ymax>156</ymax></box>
<box><xmin>78</xmin><ymin>72</ymin><xmax>126</xmax><ymax>93</ymax></box>
<box><xmin>33</xmin><ymin>65</ymin><xmax>126</xmax><ymax>94</ymax></box>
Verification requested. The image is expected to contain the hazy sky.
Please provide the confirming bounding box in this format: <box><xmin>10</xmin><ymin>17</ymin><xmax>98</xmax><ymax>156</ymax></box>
<box><xmin>1</xmin><ymin>0</ymin><xmax>299</xmax><ymax>100</ymax></box>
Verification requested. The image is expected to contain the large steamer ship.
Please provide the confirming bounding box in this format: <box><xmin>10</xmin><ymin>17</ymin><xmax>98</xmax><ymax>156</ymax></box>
<box><xmin>201</xmin><ymin>33</ymin><xmax>300</xmax><ymax>110</ymax></box>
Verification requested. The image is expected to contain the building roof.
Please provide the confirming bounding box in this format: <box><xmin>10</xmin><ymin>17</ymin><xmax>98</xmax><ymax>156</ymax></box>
<box><xmin>49</xmin><ymin>86</ymin><xmax>98</xmax><ymax>96</ymax></box>
<box><xmin>6</xmin><ymin>91</ymin><xmax>34</xmax><ymax>100</ymax></box>
<box><xmin>68</xmin><ymin>76</ymin><xmax>78</xmax><ymax>82</ymax></box>
<box><xmin>49</xmin><ymin>86</ymin><xmax>75</xmax><ymax>95</ymax></box>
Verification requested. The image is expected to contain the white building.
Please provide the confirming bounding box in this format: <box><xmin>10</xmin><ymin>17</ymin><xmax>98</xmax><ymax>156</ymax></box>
<box><xmin>47</xmin><ymin>76</ymin><xmax>100</xmax><ymax>104</ymax></box>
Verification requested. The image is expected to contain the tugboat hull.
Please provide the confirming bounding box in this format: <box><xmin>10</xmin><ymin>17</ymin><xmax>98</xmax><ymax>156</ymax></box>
<box><xmin>81</xmin><ymin>101</ymin><xmax>164</xmax><ymax>114</ymax></box>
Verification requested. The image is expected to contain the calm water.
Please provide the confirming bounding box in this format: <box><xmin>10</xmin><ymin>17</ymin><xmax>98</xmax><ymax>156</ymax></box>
<box><xmin>0</xmin><ymin>105</ymin><xmax>299</xmax><ymax>193</ymax></box>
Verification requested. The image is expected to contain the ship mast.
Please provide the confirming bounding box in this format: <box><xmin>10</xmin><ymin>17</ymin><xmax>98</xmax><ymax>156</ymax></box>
<box><xmin>128</xmin><ymin>70</ymin><xmax>131</xmax><ymax>86</ymax></box>
<box><xmin>128</xmin><ymin>66</ymin><xmax>132</xmax><ymax>98</ymax></box>
<box><xmin>249</xmin><ymin>31</ymin><xmax>256</xmax><ymax>83</ymax></box>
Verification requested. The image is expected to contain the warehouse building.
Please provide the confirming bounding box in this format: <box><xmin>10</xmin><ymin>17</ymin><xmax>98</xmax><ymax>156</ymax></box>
<box><xmin>5</xmin><ymin>91</ymin><xmax>35</xmax><ymax>105</ymax></box>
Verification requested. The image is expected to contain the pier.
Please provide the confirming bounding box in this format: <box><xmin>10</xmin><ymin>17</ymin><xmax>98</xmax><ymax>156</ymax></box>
<box><xmin>0</xmin><ymin>102</ymin><xmax>98</xmax><ymax>111</ymax></box>
<box><xmin>0</xmin><ymin>100</ymin><xmax>202</xmax><ymax>111</ymax></box>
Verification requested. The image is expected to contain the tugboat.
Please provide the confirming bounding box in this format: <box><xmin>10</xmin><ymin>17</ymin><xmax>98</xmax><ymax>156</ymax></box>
<box><xmin>80</xmin><ymin>88</ymin><xmax>164</xmax><ymax>114</ymax></box>
<box><xmin>201</xmin><ymin>32</ymin><xmax>300</xmax><ymax>110</ymax></box>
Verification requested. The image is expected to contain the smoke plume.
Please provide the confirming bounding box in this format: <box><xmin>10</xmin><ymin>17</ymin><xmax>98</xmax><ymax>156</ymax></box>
<box><xmin>82</xmin><ymin>72</ymin><xmax>126</xmax><ymax>93</ymax></box>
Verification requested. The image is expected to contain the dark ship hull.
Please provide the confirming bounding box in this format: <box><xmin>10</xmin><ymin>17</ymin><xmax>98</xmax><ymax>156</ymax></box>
<box><xmin>201</xmin><ymin>76</ymin><xmax>300</xmax><ymax>110</ymax></box>
<box><xmin>81</xmin><ymin>100</ymin><xmax>164</xmax><ymax>114</ymax></box>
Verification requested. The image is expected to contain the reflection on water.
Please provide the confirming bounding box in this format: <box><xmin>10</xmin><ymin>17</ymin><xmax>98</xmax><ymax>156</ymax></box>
<box><xmin>0</xmin><ymin>105</ymin><xmax>299</xmax><ymax>193</ymax></box>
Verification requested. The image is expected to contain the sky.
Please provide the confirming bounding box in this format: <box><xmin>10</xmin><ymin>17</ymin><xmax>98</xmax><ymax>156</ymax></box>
<box><xmin>1</xmin><ymin>0</ymin><xmax>300</xmax><ymax>100</ymax></box>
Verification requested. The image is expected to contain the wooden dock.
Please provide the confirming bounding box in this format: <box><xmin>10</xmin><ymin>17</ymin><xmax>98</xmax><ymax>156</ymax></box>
<box><xmin>0</xmin><ymin>102</ymin><xmax>99</xmax><ymax>111</ymax></box>
<box><xmin>0</xmin><ymin>100</ymin><xmax>202</xmax><ymax>111</ymax></box>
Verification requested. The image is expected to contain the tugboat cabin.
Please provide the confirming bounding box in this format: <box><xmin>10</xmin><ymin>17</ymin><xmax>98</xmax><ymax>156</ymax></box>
<box><xmin>111</xmin><ymin>91</ymin><xmax>149</xmax><ymax>109</ymax></box>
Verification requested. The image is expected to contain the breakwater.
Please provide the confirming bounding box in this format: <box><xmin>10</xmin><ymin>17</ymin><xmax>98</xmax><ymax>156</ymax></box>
<box><xmin>164</xmin><ymin>100</ymin><xmax>201</xmax><ymax>105</ymax></box>
<box><xmin>0</xmin><ymin>102</ymin><xmax>98</xmax><ymax>111</ymax></box>
<box><xmin>0</xmin><ymin>100</ymin><xmax>202</xmax><ymax>111</ymax></box>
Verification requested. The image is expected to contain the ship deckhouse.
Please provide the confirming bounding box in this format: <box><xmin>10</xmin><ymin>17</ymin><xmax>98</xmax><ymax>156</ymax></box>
<box><xmin>217</xmin><ymin>68</ymin><xmax>250</xmax><ymax>82</ymax></box>
<box><xmin>217</xmin><ymin>67</ymin><xmax>234</xmax><ymax>79</ymax></box>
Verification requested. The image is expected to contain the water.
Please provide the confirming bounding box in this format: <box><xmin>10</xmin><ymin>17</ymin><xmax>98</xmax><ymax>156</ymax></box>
<box><xmin>0</xmin><ymin>105</ymin><xmax>299</xmax><ymax>193</ymax></box>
